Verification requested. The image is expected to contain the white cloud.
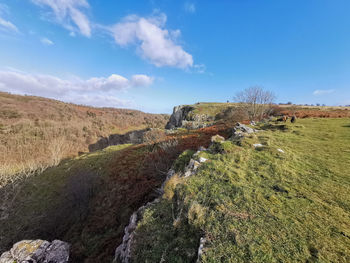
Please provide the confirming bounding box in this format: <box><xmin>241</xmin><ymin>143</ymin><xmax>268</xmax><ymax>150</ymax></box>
<box><xmin>0</xmin><ymin>70</ymin><xmax>154</xmax><ymax>108</ymax></box>
<box><xmin>313</xmin><ymin>89</ymin><xmax>335</xmax><ymax>95</ymax></box>
<box><xmin>110</xmin><ymin>13</ymin><xmax>193</xmax><ymax>68</ymax></box>
<box><xmin>0</xmin><ymin>17</ymin><xmax>18</xmax><ymax>32</ymax></box>
<box><xmin>31</xmin><ymin>0</ymin><xmax>91</xmax><ymax>37</ymax></box>
<box><xmin>65</xmin><ymin>94</ymin><xmax>132</xmax><ymax>108</ymax></box>
<box><xmin>130</xmin><ymin>74</ymin><xmax>154</xmax><ymax>87</ymax></box>
<box><xmin>193</xmin><ymin>64</ymin><xmax>206</xmax><ymax>74</ymax></box>
<box><xmin>41</xmin><ymin>37</ymin><xmax>54</xmax><ymax>45</ymax></box>
<box><xmin>0</xmin><ymin>4</ymin><xmax>19</xmax><ymax>33</ymax></box>
<box><xmin>184</xmin><ymin>2</ymin><xmax>196</xmax><ymax>13</ymax></box>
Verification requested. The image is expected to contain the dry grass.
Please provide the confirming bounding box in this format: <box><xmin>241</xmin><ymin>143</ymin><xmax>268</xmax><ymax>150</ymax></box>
<box><xmin>0</xmin><ymin>92</ymin><xmax>168</xmax><ymax>182</ymax></box>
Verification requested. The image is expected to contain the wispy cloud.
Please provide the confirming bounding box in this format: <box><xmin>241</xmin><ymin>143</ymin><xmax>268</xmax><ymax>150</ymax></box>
<box><xmin>31</xmin><ymin>0</ymin><xmax>91</xmax><ymax>37</ymax></box>
<box><xmin>184</xmin><ymin>2</ymin><xmax>196</xmax><ymax>13</ymax></box>
<box><xmin>313</xmin><ymin>89</ymin><xmax>335</xmax><ymax>95</ymax></box>
<box><xmin>0</xmin><ymin>70</ymin><xmax>154</xmax><ymax>108</ymax></box>
<box><xmin>0</xmin><ymin>17</ymin><xmax>18</xmax><ymax>32</ymax></box>
<box><xmin>0</xmin><ymin>4</ymin><xmax>19</xmax><ymax>33</ymax></box>
<box><xmin>41</xmin><ymin>37</ymin><xmax>54</xmax><ymax>45</ymax></box>
<box><xmin>109</xmin><ymin>12</ymin><xmax>193</xmax><ymax>69</ymax></box>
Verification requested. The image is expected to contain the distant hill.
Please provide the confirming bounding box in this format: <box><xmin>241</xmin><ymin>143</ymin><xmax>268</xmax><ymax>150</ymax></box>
<box><xmin>0</xmin><ymin>92</ymin><xmax>168</xmax><ymax>179</ymax></box>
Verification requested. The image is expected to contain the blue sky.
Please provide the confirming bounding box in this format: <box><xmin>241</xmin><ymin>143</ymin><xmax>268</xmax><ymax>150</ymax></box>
<box><xmin>0</xmin><ymin>0</ymin><xmax>349</xmax><ymax>113</ymax></box>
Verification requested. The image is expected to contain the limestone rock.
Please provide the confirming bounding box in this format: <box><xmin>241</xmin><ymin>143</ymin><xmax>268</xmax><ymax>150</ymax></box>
<box><xmin>211</xmin><ymin>135</ymin><xmax>225</xmax><ymax>143</ymax></box>
<box><xmin>231</xmin><ymin>122</ymin><xmax>259</xmax><ymax>142</ymax></box>
<box><xmin>0</xmin><ymin>239</ymin><xmax>70</xmax><ymax>263</ymax></box>
<box><xmin>165</xmin><ymin>105</ymin><xmax>194</xmax><ymax>129</ymax></box>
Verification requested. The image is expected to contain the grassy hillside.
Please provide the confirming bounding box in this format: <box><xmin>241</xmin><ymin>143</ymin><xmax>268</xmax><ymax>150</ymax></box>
<box><xmin>181</xmin><ymin>102</ymin><xmax>350</xmax><ymax>121</ymax></box>
<box><xmin>0</xmin><ymin>123</ymin><xmax>229</xmax><ymax>262</ymax></box>
<box><xmin>131</xmin><ymin>118</ymin><xmax>350</xmax><ymax>262</ymax></box>
<box><xmin>0</xmin><ymin>92</ymin><xmax>168</xmax><ymax>180</ymax></box>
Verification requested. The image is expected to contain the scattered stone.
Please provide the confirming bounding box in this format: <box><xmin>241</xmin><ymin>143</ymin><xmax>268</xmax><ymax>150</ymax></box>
<box><xmin>198</xmin><ymin>157</ymin><xmax>207</xmax><ymax>163</ymax></box>
<box><xmin>196</xmin><ymin>237</ymin><xmax>207</xmax><ymax>263</ymax></box>
<box><xmin>231</xmin><ymin>122</ymin><xmax>259</xmax><ymax>142</ymax></box>
<box><xmin>235</xmin><ymin>122</ymin><xmax>256</xmax><ymax>134</ymax></box>
<box><xmin>211</xmin><ymin>135</ymin><xmax>225</xmax><ymax>143</ymax></box>
<box><xmin>0</xmin><ymin>239</ymin><xmax>70</xmax><ymax>263</ymax></box>
<box><xmin>277</xmin><ymin>148</ymin><xmax>285</xmax><ymax>153</ymax></box>
<box><xmin>253</xmin><ymin>143</ymin><xmax>263</xmax><ymax>148</ymax></box>
<box><xmin>250</xmin><ymin>121</ymin><xmax>257</xmax><ymax>126</ymax></box>
<box><xmin>114</xmin><ymin>147</ymin><xmax>208</xmax><ymax>263</ymax></box>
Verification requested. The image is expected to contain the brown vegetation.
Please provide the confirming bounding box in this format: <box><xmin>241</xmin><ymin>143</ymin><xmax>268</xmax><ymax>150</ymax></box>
<box><xmin>0</xmin><ymin>122</ymin><xmax>230</xmax><ymax>262</ymax></box>
<box><xmin>0</xmin><ymin>92</ymin><xmax>168</xmax><ymax>181</ymax></box>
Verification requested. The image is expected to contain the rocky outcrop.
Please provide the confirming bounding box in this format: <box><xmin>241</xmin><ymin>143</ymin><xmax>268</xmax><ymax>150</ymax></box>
<box><xmin>88</xmin><ymin>129</ymin><xmax>149</xmax><ymax>152</ymax></box>
<box><xmin>165</xmin><ymin>105</ymin><xmax>194</xmax><ymax>129</ymax></box>
<box><xmin>165</xmin><ymin>105</ymin><xmax>213</xmax><ymax>129</ymax></box>
<box><xmin>113</xmin><ymin>169</ymin><xmax>175</xmax><ymax>263</ymax></box>
<box><xmin>231</xmin><ymin>122</ymin><xmax>258</xmax><ymax>142</ymax></box>
<box><xmin>114</xmin><ymin>148</ymin><xmax>208</xmax><ymax>263</ymax></box>
<box><xmin>0</xmin><ymin>240</ymin><xmax>70</xmax><ymax>263</ymax></box>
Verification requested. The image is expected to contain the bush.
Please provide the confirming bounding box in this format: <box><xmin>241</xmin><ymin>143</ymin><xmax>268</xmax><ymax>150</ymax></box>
<box><xmin>142</xmin><ymin>129</ymin><xmax>167</xmax><ymax>144</ymax></box>
<box><xmin>172</xmin><ymin>150</ymin><xmax>195</xmax><ymax>172</ymax></box>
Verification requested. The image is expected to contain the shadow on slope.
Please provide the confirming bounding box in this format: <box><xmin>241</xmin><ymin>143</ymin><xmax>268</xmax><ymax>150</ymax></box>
<box><xmin>0</xmin><ymin>124</ymin><xmax>230</xmax><ymax>262</ymax></box>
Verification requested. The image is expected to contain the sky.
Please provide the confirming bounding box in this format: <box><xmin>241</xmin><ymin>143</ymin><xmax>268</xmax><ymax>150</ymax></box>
<box><xmin>0</xmin><ymin>0</ymin><xmax>350</xmax><ymax>113</ymax></box>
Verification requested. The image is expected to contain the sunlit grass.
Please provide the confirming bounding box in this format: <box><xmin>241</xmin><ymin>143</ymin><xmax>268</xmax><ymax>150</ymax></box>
<box><xmin>132</xmin><ymin>118</ymin><xmax>350</xmax><ymax>262</ymax></box>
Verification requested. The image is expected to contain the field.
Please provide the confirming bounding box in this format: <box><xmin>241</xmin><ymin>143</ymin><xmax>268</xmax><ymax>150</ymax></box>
<box><xmin>130</xmin><ymin>118</ymin><xmax>350</xmax><ymax>262</ymax></box>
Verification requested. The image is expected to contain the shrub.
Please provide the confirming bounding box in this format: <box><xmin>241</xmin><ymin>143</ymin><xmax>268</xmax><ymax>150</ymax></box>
<box><xmin>142</xmin><ymin>129</ymin><xmax>167</xmax><ymax>144</ymax></box>
<box><xmin>172</xmin><ymin>150</ymin><xmax>195</xmax><ymax>172</ymax></box>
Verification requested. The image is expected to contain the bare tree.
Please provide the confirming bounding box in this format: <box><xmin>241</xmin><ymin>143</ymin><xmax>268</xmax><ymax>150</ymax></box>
<box><xmin>234</xmin><ymin>86</ymin><xmax>276</xmax><ymax>120</ymax></box>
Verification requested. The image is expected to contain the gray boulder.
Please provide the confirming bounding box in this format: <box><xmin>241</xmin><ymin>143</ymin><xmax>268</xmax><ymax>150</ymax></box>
<box><xmin>165</xmin><ymin>105</ymin><xmax>194</xmax><ymax>129</ymax></box>
<box><xmin>0</xmin><ymin>240</ymin><xmax>70</xmax><ymax>263</ymax></box>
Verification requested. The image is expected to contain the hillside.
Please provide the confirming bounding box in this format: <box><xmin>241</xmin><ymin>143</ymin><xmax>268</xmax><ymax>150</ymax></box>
<box><xmin>165</xmin><ymin>102</ymin><xmax>350</xmax><ymax>129</ymax></box>
<box><xmin>1</xmin><ymin>100</ymin><xmax>350</xmax><ymax>262</ymax></box>
<box><xmin>0</xmin><ymin>92</ymin><xmax>168</xmax><ymax>180</ymax></box>
<box><xmin>0</xmin><ymin>121</ymin><xmax>229</xmax><ymax>262</ymax></box>
<box><xmin>128</xmin><ymin>118</ymin><xmax>350</xmax><ymax>262</ymax></box>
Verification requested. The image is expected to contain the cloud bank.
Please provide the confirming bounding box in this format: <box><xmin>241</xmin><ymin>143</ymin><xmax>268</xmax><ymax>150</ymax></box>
<box><xmin>32</xmin><ymin>0</ymin><xmax>91</xmax><ymax>37</ymax></box>
<box><xmin>110</xmin><ymin>13</ymin><xmax>193</xmax><ymax>68</ymax></box>
<box><xmin>0</xmin><ymin>70</ymin><xmax>153</xmax><ymax>107</ymax></box>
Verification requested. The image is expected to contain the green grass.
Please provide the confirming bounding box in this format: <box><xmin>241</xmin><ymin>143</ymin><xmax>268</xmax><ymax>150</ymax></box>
<box><xmin>187</xmin><ymin>102</ymin><xmax>239</xmax><ymax>118</ymax></box>
<box><xmin>131</xmin><ymin>118</ymin><xmax>350</xmax><ymax>262</ymax></box>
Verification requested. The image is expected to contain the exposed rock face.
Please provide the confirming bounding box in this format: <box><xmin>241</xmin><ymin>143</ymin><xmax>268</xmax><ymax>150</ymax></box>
<box><xmin>165</xmin><ymin>105</ymin><xmax>194</xmax><ymax>129</ymax></box>
<box><xmin>0</xmin><ymin>240</ymin><xmax>70</xmax><ymax>263</ymax></box>
<box><xmin>88</xmin><ymin>129</ymin><xmax>149</xmax><ymax>152</ymax></box>
<box><xmin>165</xmin><ymin>105</ymin><xmax>213</xmax><ymax>130</ymax></box>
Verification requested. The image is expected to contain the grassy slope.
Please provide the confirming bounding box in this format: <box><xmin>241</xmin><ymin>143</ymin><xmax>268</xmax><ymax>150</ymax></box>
<box><xmin>0</xmin><ymin>124</ymin><xmax>230</xmax><ymax>262</ymax></box>
<box><xmin>185</xmin><ymin>102</ymin><xmax>350</xmax><ymax>118</ymax></box>
<box><xmin>132</xmin><ymin>118</ymin><xmax>350</xmax><ymax>262</ymax></box>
